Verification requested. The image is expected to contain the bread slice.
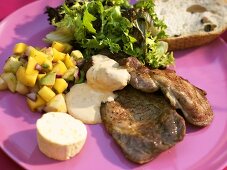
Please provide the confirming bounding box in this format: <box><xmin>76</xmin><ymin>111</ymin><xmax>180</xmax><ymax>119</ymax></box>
<box><xmin>155</xmin><ymin>0</ymin><xmax>227</xmax><ymax>51</ymax></box>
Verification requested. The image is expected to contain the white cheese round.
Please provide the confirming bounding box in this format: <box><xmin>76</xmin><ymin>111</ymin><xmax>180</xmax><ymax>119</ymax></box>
<box><xmin>36</xmin><ymin>112</ymin><xmax>87</xmax><ymax>161</ymax></box>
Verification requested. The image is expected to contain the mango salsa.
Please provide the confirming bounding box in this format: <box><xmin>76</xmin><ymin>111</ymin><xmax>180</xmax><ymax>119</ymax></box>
<box><xmin>64</xmin><ymin>54</ymin><xmax>75</xmax><ymax>69</ymax></box>
<box><xmin>0</xmin><ymin>76</ymin><xmax>8</xmax><ymax>90</ymax></box>
<box><xmin>26</xmin><ymin>56</ymin><xmax>39</xmax><ymax>75</ymax></box>
<box><xmin>52</xmin><ymin>60</ymin><xmax>68</xmax><ymax>75</ymax></box>
<box><xmin>52</xmin><ymin>41</ymin><xmax>72</xmax><ymax>53</ymax></box>
<box><xmin>29</xmin><ymin>46</ymin><xmax>50</xmax><ymax>65</ymax></box>
<box><xmin>38</xmin><ymin>86</ymin><xmax>56</xmax><ymax>102</ymax></box>
<box><xmin>44</xmin><ymin>93</ymin><xmax>67</xmax><ymax>112</ymax></box>
<box><xmin>52</xmin><ymin>48</ymin><xmax>66</xmax><ymax>62</ymax></box>
<box><xmin>16</xmin><ymin>66</ymin><xmax>38</xmax><ymax>87</ymax></box>
<box><xmin>0</xmin><ymin>41</ymin><xmax>84</xmax><ymax>114</ymax></box>
<box><xmin>37</xmin><ymin>74</ymin><xmax>46</xmax><ymax>81</ymax></box>
<box><xmin>13</xmin><ymin>43</ymin><xmax>27</xmax><ymax>55</ymax></box>
<box><xmin>3</xmin><ymin>56</ymin><xmax>22</xmax><ymax>74</ymax></box>
<box><xmin>1</xmin><ymin>72</ymin><xmax>17</xmax><ymax>92</ymax></box>
<box><xmin>54</xmin><ymin>78</ymin><xmax>68</xmax><ymax>93</ymax></box>
<box><xmin>27</xmin><ymin>95</ymin><xmax>46</xmax><ymax>112</ymax></box>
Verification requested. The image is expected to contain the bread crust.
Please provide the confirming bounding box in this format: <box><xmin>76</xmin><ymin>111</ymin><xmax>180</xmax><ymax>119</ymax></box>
<box><xmin>155</xmin><ymin>0</ymin><xmax>227</xmax><ymax>51</ymax></box>
<box><xmin>164</xmin><ymin>27</ymin><xmax>227</xmax><ymax>51</ymax></box>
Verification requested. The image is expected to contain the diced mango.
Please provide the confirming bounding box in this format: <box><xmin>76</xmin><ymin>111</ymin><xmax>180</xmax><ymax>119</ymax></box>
<box><xmin>27</xmin><ymin>95</ymin><xmax>46</xmax><ymax>112</ymax></box>
<box><xmin>16</xmin><ymin>81</ymin><xmax>29</xmax><ymax>95</ymax></box>
<box><xmin>52</xmin><ymin>41</ymin><xmax>72</xmax><ymax>53</ymax></box>
<box><xmin>44</xmin><ymin>93</ymin><xmax>67</xmax><ymax>112</ymax></box>
<box><xmin>1</xmin><ymin>72</ymin><xmax>17</xmax><ymax>92</ymax></box>
<box><xmin>53</xmin><ymin>78</ymin><xmax>68</xmax><ymax>93</ymax></box>
<box><xmin>38</xmin><ymin>86</ymin><xmax>55</xmax><ymax>102</ymax></box>
<box><xmin>52</xmin><ymin>41</ymin><xmax>66</xmax><ymax>52</ymax></box>
<box><xmin>16</xmin><ymin>66</ymin><xmax>38</xmax><ymax>87</ymax></box>
<box><xmin>52</xmin><ymin>60</ymin><xmax>67</xmax><ymax>75</ymax></box>
<box><xmin>29</xmin><ymin>46</ymin><xmax>49</xmax><ymax>65</ymax></box>
<box><xmin>0</xmin><ymin>76</ymin><xmax>8</xmax><ymax>90</ymax></box>
<box><xmin>26</xmin><ymin>56</ymin><xmax>38</xmax><ymax>75</ymax></box>
<box><xmin>64</xmin><ymin>54</ymin><xmax>75</xmax><ymax>69</ymax></box>
<box><xmin>52</xmin><ymin>48</ymin><xmax>66</xmax><ymax>62</ymax></box>
<box><xmin>13</xmin><ymin>43</ymin><xmax>27</xmax><ymax>55</ymax></box>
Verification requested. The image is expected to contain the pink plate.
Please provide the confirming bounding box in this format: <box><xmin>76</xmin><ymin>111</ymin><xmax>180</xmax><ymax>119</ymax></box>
<box><xmin>0</xmin><ymin>0</ymin><xmax>227</xmax><ymax>170</ymax></box>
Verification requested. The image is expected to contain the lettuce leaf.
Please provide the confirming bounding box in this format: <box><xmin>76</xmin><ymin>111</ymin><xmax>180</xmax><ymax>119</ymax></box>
<box><xmin>45</xmin><ymin>0</ymin><xmax>174</xmax><ymax>68</ymax></box>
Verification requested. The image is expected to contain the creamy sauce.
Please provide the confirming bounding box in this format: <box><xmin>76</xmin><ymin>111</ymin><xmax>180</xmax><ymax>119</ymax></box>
<box><xmin>66</xmin><ymin>83</ymin><xmax>116</xmax><ymax>124</ymax></box>
<box><xmin>86</xmin><ymin>55</ymin><xmax>130</xmax><ymax>92</ymax></box>
<box><xmin>66</xmin><ymin>55</ymin><xmax>130</xmax><ymax>124</ymax></box>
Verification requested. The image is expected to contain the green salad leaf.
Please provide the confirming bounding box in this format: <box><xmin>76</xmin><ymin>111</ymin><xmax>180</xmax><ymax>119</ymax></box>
<box><xmin>45</xmin><ymin>0</ymin><xmax>174</xmax><ymax>68</ymax></box>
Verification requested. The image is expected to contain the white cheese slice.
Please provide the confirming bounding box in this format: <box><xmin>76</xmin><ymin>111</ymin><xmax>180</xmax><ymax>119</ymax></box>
<box><xmin>36</xmin><ymin>112</ymin><xmax>87</xmax><ymax>161</ymax></box>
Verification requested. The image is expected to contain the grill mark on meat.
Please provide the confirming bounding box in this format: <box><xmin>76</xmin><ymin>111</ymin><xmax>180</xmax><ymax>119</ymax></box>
<box><xmin>120</xmin><ymin>57</ymin><xmax>214</xmax><ymax>126</ymax></box>
<box><xmin>101</xmin><ymin>86</ymin><xmax>186</xmax><ymax>164</ymax></box>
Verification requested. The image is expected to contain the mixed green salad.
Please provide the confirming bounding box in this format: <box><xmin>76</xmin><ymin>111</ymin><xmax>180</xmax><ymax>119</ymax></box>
<box><xmin>45</xmin><ymin>0</ymin><xmax>174</xmax><ymax>68</ymax></box>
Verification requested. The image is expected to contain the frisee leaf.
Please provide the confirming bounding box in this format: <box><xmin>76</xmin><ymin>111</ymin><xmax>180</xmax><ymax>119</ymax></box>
<box><xmin>45</xmin><ymin>0</ymin><xmax>174</xmax><ymax>68</ymax></box>
<box><xmin>83</xmin><ymin>9</ymin><xmax>97</xmax><ymax>33</ymax></box>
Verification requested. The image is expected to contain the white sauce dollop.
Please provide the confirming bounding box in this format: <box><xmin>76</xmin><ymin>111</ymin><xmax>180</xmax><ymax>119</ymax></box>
<box><xmin>66</xmin><ymin>55</ymin><xmax>130</xmax><ymax>124</ymax></box>
<box><xmin>86</xmin><ymin>55</ymin><xmax>131</xmax><ymax>92</ymax></box>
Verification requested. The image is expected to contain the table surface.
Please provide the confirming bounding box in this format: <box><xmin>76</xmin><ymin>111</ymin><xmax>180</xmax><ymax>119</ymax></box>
<box><xmin>0</xmin><ymin>1</ymin><xmax>226</xmax><ymax>170</ymax></box>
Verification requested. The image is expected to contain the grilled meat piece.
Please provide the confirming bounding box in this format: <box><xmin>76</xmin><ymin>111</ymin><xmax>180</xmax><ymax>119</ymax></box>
<box><xmin>119</xmin><ymin>57</ymin><xmax>214</xmax><ymax>126</ymax></box>
<box><xmin>100</xmin><ymin>86</ymin><xmax>186</xmax><ymax>164</ymax></box>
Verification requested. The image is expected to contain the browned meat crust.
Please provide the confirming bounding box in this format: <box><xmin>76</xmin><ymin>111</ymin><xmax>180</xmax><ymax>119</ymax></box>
<box><xmin>100</xmin><ymin>86</ymin><xmax>186</xmax><ymax>164</ymax></box>
<box><xmin>119</xmin><ymin>57</ymin><xmax>214</xmax><ymax>126</ymax></box>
